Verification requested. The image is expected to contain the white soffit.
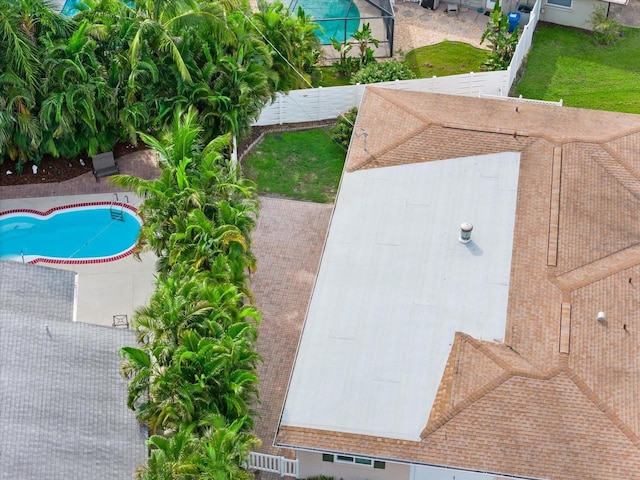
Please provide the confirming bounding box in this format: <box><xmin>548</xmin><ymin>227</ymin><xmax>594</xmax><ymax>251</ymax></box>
<box><xmin>281</xmin><ymin>152</ymin><xmax>521</xmax><ymax>441</ymax></box>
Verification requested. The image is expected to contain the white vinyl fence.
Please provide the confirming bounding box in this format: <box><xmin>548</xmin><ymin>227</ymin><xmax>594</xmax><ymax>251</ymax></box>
<box><xmin>248</xmin><ymin>452</ymin><xmax>298</xmax><ymax>478</ymax></box>
<box><xmin>507</xmin><ymin>0</ymin><xmax>541</xmax><ymax>88</ymax></box>
<box><xmin>254</xmin><ymin>0</ymin><xmax>545</xmax><ymax>127</ymax></box>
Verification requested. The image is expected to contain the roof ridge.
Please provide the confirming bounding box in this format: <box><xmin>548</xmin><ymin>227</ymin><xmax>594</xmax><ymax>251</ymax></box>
<box><xmin>348</xmin><ymin>123</ymin><xmax>432</xmax><ymax>172</ymax></box>
<box><xmin>562</xmin><ymin>369</ymin><xmax>640</xmax><ymax>448</ymax></box>
<box><xmin>587</xmin><ymin>148</ymin><xmax>640</xmax><ymax>201</ymax></box>
<box><xmin>463</xmin><ymin>334</ymin><xmax>537</xmax><ymax>374</ymax></box>
<box><xmin>367</xmin><ymin>87</ymin><xmax>436</xmax><ymax>125</ymax></box>
<box><xmin>420</xmin><ymin>371</ymin><xmax>512</xmax><ymax>438</ymax></box>
<box><xmin>420</xmin><ymin>367</ymin><xmax>570</xmax><ymax>439</ymax></box>
<box><xmin>601</xmin><ymin>142</ymin><xmax>640</xmax><ymax>185</ymax></box>
<box><xmin>372</xmin><ymin>88</ymin><xmax>640</xmax><ymax>146</ymax></box>
<box><xmin>347</xmin><ymin>87</ymin><xmax>433</xmax><ymax>172</ymax></box>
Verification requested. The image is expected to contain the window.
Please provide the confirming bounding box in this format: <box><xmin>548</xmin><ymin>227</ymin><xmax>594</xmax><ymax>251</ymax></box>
<box><xmin>546</xmin><ymin>0</ymin><xmax>572</xmax><ymax>8</ymax></box>
<box><xmin>322</xmin><ymin>454</ymin><xmax>385</xmax><ymax>469</ymax></box>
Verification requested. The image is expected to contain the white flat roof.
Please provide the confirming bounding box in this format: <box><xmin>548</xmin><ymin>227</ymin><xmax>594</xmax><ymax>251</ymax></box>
<box><xmin>280</xmin><ymin>152</ymin><xmax>521</xmax><ymax>441</ymax></box>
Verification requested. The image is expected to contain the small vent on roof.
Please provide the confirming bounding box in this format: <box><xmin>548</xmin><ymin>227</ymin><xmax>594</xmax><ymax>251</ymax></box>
<box><xmin>459</xmin><ymin>222</ymin><xmax>473</xmax><ymax>243</ymax></box>
<box><xmin>597</xmin><ymin>311</ymin><xmax>606</xmax><ymax>323</ymax></box>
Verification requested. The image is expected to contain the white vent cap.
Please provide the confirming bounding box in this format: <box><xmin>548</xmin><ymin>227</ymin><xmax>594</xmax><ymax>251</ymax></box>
<box><xmin>459</xmin><ymin>222</ymin><xmax>473</xmax><ymax>243</ymax></box>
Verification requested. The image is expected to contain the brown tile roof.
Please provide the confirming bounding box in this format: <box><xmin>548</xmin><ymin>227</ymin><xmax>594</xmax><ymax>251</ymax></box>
<box><xmin>277</xmin><ymin>89</ymin><xmax>640</xmax><ymax>479</ymax></box>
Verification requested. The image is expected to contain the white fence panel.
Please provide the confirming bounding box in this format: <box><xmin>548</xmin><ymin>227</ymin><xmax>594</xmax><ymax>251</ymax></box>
<box><xmin>248</xmin><ymin>452</ymin><xmax>299</xmax><ymax>478</ymax></box>
<box><xmin>507</xmin><ymin>0</ymin><xmax>541</xmax><ymax>88</ymax></box>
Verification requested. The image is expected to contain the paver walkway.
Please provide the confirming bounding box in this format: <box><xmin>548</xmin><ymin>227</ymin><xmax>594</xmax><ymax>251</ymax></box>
<box><xmin>250</xmin><ymin>198</ymin><xmax>333</xmax><ymax>463</ymax></box>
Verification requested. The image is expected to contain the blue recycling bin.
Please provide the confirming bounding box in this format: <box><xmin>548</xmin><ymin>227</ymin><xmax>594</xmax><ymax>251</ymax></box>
<box><xmin>507</xmin><ymin>12</ymin><xmax>521</xmax><ymax>33</ymax></box>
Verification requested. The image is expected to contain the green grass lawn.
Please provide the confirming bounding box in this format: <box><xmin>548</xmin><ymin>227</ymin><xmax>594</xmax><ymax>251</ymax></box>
<box><xmin>318</xmin><ymin>66</ymin><xmax>351</xmax><ymax>87</ymax></box>
<box><xmin>242</xmin><ymin>127</ymin><xmax>346</xmax><ymax>203</ymax></box>
<box><xmin>405</xmin><ymin>41</ymin><xmax>490</xmax><ymax>78</ymax></box>
<box><xmin>513</xmin><ymin>25</ymin><xmax>640</xmax><ymax>113</ymax></box>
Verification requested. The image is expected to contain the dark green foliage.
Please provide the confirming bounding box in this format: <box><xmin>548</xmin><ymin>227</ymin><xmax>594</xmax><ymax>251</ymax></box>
<box><xmin>351</xmin><ymin>23</ymin><xmax>379</xmax><ymax>66</ymax></box>
<box><xmin>330</xmin><ymin>22</ymin><xmax>380</xmax><ymax>80</ymax></box>
<box><xmin>350</xmin><ymin>60</ymin><xmax>416</xmax><ymax>84</ymax></box>
<box><xmin>330</xmin><ymin>37</ymin><xmax>360</xmax><ymax>78</ymax></box>
<box><xmin>330</xmin><ymin>108</ymin><xmax>358</xmax><ymax>150</ymax></box>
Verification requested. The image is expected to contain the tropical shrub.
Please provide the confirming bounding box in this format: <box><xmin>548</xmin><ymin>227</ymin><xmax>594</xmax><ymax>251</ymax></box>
<box><xmin>330</xmin><ymin>107</ymin><xmax>358</xmax><ymax>149</ymax></box>
<box><xmin>480</xmin><ymin>0</ymin><xmax>519</xmax><ymax>71</ymax></box>
<box><xmin>350</xmin><ymin>60</ymin><xmax>416</xmax><ymax>84</ymax></box>
<box><xmin>587</xmin><ymin>4</ymin><xmax>622</xmax><ymax>45</ymax></box>
<box><xmin>254</xmin><ymin>1</ymin><xmax>323</xmax><ymax>91</ymax></box>
<box><xmin>351</xmin><ymin>23</ymin><xmax>379</xmax><ymax>66</ymax></box>
<box><xmin>330</xmin><ymin>37</ymin><xmax>359</xmax><ymax>78</ymax></box>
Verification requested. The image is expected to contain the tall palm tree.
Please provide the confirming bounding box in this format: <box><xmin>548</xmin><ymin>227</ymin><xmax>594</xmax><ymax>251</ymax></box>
<box><xmin>111</xmin><ymin>107</ymin><xmax>258</xmax><ymax>276</ymax></box>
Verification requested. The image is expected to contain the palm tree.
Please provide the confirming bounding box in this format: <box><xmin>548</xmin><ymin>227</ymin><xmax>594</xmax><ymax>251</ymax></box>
<box><xmin>111</xmin><ymin>107</ymin><xmax>258</xmax><ymax>275</ymax></box>
<box><xmin>252</xmin><ymin>2</ymin><xmax>322</xmax><ymax>91</ymax></box>
<box><xmin>197</xmin><ymin>415</ymin><xmax>259</xmax><ymax>480</ymax></box>
<box><xmin>137</xmin><ymin>417</ymin><xmax>259</xmax><ymax>480</ymax></box>
<box><xmin>0</xmin><ymin>0</ymin><xmax>72</xmax><ymax>163</ymax></box>
<box><xmin>0</xmin><ymin>71</ymin><xmax>41</xmax><ymax>164</ymax></box>
<box><xmin>137</xmin><ymin>424</ymin><xmax>201</xmax><ymax>480</ymax></box>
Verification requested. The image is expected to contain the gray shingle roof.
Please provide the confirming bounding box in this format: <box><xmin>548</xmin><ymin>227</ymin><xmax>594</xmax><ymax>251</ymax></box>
<box><xmin>0</xmin><ymin>260</ymin><xmax>76</xmax><ymax>323</ymax></box>
<box><xmin>0</xmin><ymin>260</ymin><xmax>147</xmax><ymax>479</ymax></box>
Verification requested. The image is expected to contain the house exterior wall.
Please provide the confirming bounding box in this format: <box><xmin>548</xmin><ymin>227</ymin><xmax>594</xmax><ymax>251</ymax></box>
<box><xmin>295</xmin><ymin>451</ymin><xmax>521</xmax><ymax>480</ymax></box>
<box><xmin>410</xmin><ymin>464</ymin><xmax>511</xmax><ymax>480</ymax></box>
<box><xmin>296</xmin><ymin>450</ymin><xmax>410</xmax><ymax>480</ymax></box>
<box><xmin>540</xmin><ymin>0</ymin><xmax>601</xmax><ymax>29</ymax></box>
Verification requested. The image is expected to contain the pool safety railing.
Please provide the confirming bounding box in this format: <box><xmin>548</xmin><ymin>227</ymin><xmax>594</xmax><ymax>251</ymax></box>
<box><xmin>110</xmin><ymin>195</ymin><xmax>124</xmax><ymax>221</ymax></box>
<box><xmin>110</xmin><ymin>194</ymin><xmax>130</xmax><ymax>221</ymax></box>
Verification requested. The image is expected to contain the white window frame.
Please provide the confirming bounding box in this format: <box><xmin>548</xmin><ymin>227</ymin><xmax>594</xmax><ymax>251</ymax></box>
<box><xmin>545</xmin><ymin>0</ymin><xmax>572</xmax><ymax>9</ymax></box>
<box><xmin>323</xmin><ymin>453</ymin><xmax>385</xmax><ymax>469</ymax></box>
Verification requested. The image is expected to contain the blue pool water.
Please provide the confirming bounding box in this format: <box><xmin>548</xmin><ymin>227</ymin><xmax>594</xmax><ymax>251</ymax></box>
<box><xmin>288</xmin><ymin>0</ymin><xmax>361</xmax><ymax>45</ymax></box>
<box><xmin>61</xmin><ymin>0</ymin><xmax>134</xmax><ymax>16</ymax></box>
<box><xmin>0</xmin><ymin>206</ymin><xmax>141</xmax><ymax>263</ymax></box>
<box><xmin>61</xmin><ymin>0</ymin><xmax>84</xmax><ymax>16</ymax></box>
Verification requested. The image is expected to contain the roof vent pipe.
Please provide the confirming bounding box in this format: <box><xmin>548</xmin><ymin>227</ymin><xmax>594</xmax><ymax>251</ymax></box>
<box><xmin>459</xmin><ymin>222</ymin><xmax>473</xmax><ymax>244</ymax></box>
<box><xmin>597</xmin><ymin>311</ymin><xmax>606</xmax><ymax>323</ymax></box>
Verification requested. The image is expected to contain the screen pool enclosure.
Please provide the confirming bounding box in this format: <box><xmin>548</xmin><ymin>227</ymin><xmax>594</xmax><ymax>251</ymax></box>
<box><xmin>284</xmin><ymin>0</ymin><xmax>395</xmax><ymax>58</ymax></box>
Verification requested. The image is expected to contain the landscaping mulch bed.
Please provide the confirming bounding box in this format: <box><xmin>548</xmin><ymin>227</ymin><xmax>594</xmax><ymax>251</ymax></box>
<box><xmin>0</xmin><ymin>142</ymin><xmax>146</xmax><ymax>187</ymax></box>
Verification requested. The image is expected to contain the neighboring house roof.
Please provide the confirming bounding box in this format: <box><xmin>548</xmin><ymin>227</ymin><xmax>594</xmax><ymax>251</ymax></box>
<box><xmin>276</xmin><ymin>88</ymin><xmax>640</xmax><ymax>480</ymax></box>
<box><xmin>0</xmin><ymin>260</ymin><xmax>147</xmax><ymax>479</ymax></box>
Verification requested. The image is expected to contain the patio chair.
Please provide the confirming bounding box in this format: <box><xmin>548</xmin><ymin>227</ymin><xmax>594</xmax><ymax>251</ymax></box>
<box><xmin>92</xmin><ymin>151</ymin><xmax>119</xmax><ymax>182</ymax></box>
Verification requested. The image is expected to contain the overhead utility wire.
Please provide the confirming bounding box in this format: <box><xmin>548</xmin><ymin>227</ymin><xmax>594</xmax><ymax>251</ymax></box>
<box><xmin>242</xmin><ymin>10</ymin><xmax>357</xmax><ymax>129</ymax></box>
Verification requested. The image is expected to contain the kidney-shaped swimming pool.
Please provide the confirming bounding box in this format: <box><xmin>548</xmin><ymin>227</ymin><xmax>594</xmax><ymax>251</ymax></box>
<box><xmin>0</xmin><ymin>202</ymin><xmax>141</xmax><ymax>264</ymax></box>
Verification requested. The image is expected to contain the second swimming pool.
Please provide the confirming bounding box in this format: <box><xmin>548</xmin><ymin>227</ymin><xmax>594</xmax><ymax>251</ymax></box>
<box><xmin>287</xmin><ymin>0</ymin><xmax>361</xmax><ymax>45</ymax></box>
